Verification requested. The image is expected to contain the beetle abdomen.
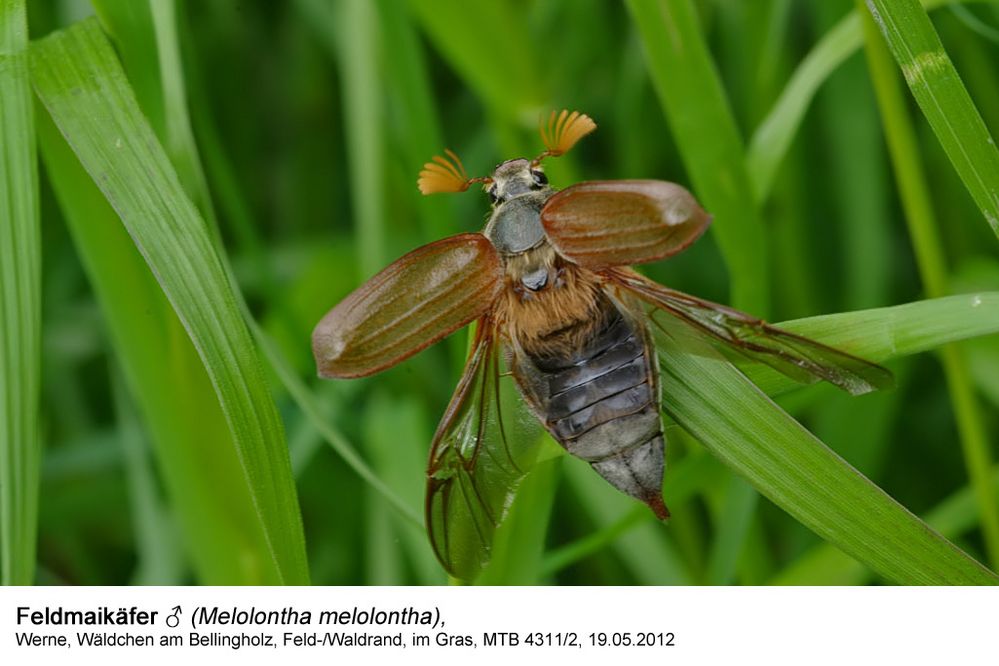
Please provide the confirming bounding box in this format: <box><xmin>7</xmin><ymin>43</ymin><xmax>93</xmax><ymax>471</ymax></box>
<box><xmin>530</xmin><ymin>300</ymin><xmax>668</xmax><ymax>519</ymax></box>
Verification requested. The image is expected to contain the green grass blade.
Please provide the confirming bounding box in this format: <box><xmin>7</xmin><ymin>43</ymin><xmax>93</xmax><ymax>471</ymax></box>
<box><xmin>748</xmin><ymin>8</ymin><xmax>865</xmax><ymax>201</ymax></box>
<box><xmin>89</xmin><ymin>5</ymin><xmax>299</xmax><ymax>581</ymax></box>
<box><xmin>36</xmin><ymin>109</ymin><xmax>278</xmax><ymax>584</ymax></box>
<box><xmin>540</xmin><ymin>505</ymin><xmax>648</xmax><ymax>579</ymax></box>
<box><xmin>298</xmin><ymin>0</ymin><xmax>385</xmax><ymax>277</ymax></box>
<box><xmin>375</xmin><ymin>0</ymin><xmax>454</xmax><ymax>242</ymax></box>
<box><xmin>144</xmin><ymin>0</ymin><xmax>420</xmax><ymax>526</ymax></box>
<box><xmin>0</xmin><ymin>0</ymin><xmax>41</xmax><ymax>586</ymax></box>
<box><xmin>363</xmin><ymin>392</ymin><xmax>444</xmax><ymax>584</ymax></box>
<box><xmin>865</xmin><ymin>0</ymin><xmax>999</xmax><ymax>236</ymax></box>
<box><xmin>31</xmin><ymin>18</ymin><xmax>309</xmax><ymax>584</ymax></box>
<box><xmin>857</xmin><ymin>0</ymin><xmax>999</xmax><ymax>569</ymax></box>
<box><xmin>626</xmin><ymin>0</ymin><xmax>768</xmax><ymax>315</ymax></box>
<box><xmin>774</xmin><ymin>466</ymin><xmax>999</xmax><ymax>585</ymax></box>
<box><xmin>121</xmin><ymin>0</ymin><xmax>404</xmax><ymax>520</ymax></box>
<box><xmin>406</xmin><ymin>0</ymin><xmax>543</xmax><ymax>120</ymax></box>
<box><xmin>653</xmin><ymin>314</ymin><xmax>997</xmax><ymax>585</ymax></box>
<box><xmin>747</xmin><ymin>0</ymin><xmax>992</xmax><ymax>202</ymax></box>
<box><xmin>96</xmin><ymin>0</ymin><xmax>419</xmax><ymax>560</ymax></box>
<box><xmin>109</xmin><ymin>369</ymin><xmax>184</xmax><ymax>585</ymax></box>
<box><xmin>92</xmin><ymin>0</ymin><xmax>216</xmax><ymax>224</ymax></box>
<box><xmin>88</xmin><ymin>0</ymin><xmax>165</xmax><ymax>138</ymax></box>
<box><xmin>812</xmin><ymin>14</ymin><xmax>892</xmax><ymax>312</ymax></box>
<box><xmin>705</xmin><ymin>477</ymin><xmax>757</xmax><ymax>585</ymax></box>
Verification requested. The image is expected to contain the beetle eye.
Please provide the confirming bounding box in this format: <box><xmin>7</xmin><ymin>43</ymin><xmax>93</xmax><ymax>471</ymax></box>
<box><xmin>488</xmin><ymin>187</ymin><xmax>500</xmax><ymax>204</ymax></box>
<box><xmin>530</xmin><ymin>170</ymin><xmax>548</xmax><ymax>187</ymax></box>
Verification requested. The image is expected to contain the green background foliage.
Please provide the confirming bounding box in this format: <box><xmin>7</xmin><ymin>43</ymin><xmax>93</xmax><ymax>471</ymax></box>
<box><xmin>3</xmin><ymin>0</ymin><xmax>999</xmax><ymax>585</ymax></box>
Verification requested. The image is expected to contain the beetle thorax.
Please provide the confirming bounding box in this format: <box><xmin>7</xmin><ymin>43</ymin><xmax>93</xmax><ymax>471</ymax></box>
<box><xmin>482</xmin><ymin>158</ymin><xmax>607</xmax><ymax>355</ymax></box>
<box><xmin>484</xmin><ymin>190</ymin><xmax>556</xmax><ymax>294</ymax></box>
<box><xmin>497</xmin><ymin>250</ymin><xmax>607</xmax><ymax>360</ymax></box>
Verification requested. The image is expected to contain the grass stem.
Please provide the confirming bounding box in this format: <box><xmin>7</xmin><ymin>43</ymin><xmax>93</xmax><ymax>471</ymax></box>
<box><xmin>857</xmin><ymin>1</ymin><xmax>999</xmax><ymax>570</ymax></box>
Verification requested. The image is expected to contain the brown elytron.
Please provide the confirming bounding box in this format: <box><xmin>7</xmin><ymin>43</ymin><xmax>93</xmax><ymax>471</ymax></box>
<box><xmin>312</xmin><ymin>110</ymin><xmax>893</xmax><ymax>580</ymax></box>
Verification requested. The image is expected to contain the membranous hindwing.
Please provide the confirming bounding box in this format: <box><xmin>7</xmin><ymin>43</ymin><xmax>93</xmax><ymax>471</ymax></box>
<box><xmin>609</xmin><ymin>268</ymin><xmax>893</xmax><ymax>396</ymax></box>
<box><xmin>425</xmin><ymin>321</ymin><xmax>545</xmax><ymax>580</ymax></box>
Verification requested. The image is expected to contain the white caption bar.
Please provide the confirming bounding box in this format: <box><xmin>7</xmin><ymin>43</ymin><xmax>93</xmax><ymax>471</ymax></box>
<box><xmin>1</xmin><ymin>586</ymin><xmax>994</xmax><ymax>665</ymax></box>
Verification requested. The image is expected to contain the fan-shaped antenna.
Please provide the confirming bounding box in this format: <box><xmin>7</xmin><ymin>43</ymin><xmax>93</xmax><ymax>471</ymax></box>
<box><xmin>417</xmin><ymin>149</ymin><xmax>491</xmax><ymax>195</ymax></box>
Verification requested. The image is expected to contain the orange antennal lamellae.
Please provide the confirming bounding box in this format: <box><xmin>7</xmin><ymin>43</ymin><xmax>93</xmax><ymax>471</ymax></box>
<box><xmin>535</xmin><ymin>109</ymin><xmax>597</xmax><ymax>165</ymax></box>
<box><xmin>417</xmin><ymin>149</ymin><xmax>491</xmax><ymax>195</ymax></box>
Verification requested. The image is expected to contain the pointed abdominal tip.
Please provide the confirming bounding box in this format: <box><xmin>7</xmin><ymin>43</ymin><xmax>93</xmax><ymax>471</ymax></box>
<box><xmin>647</xmin><ymin>494</ymin><xmax>671</xmax><ymax>521</ymax></box>
<box><xmin>539</xmin><ymin>109</ymin><xmax>597</xmax><ymax>158</ymax></box>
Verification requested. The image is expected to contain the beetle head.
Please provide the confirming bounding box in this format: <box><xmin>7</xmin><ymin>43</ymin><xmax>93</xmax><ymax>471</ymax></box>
<box><xmin>485</xmin><ymin>159</ymin><xmax>550</xmax><ymax>206</ymax></box>
<box><xmin>416</xmin><ymin>109</ymin><xmax>596</xmax><ymax>204</ymax></box>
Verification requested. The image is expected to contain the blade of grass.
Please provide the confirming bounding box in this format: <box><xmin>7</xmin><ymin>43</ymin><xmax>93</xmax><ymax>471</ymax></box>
<box><xmin>31</xmin><ymin>18</ymin><xmax>309</xmax><ymax>584</ymax></box>
<box><xmin>134</xmin><ymin>0</ymin><xmax>406</xmax><ymax>526</ymax></box>
<box><xmin>949</xmin><ymin>2</ymin><xmax>999</xmax><ymax>40</ymax></box>
<box><xmin>171</xmin><ymin>1</ymin><xmax>423</xmax><ymax>526</ymax></box>
<box><xmin>814</xmin><ymin>9</ymin><xmax>892</xmax><ymax>312</ymax></box>
<box><xmin>37</xmin><ymin>108</ymin><xmax>279</xmax><ymax>583</ymax></box>
<box><xmin>363</xmin><ymin>392</ymin><xmax>444</xmax><ymax>584</ymax></box>
<box><xmin>774</xmin><ymin>465</ymin><xmax>999</xmax><ymax>585</ymax></box>
<box><xmin>293</xmin><ymin>0</ymin><xmax>389</xmax><ymax>388</ymax></box>
<box><xmin>406</xmin><ymin>0</ymin><xmax>543</xmax><ymax>121</ymax></box>
<box><xmin>104</xmin><ymin>0</ymin><xmax>419</xmax><ymax>536</ymax></box>
<box><xmin>333</xmin><ymin>0</ymin><xmax>385</xmax><ymax>277</ymax></box>
<box><xmin>0</xmin><ymin>0</ymin><xmax>41</xmax><ymax>586</ymax></box>
<box><xmin>705</xmin><ymin>477</ymin><xmax>758</xmax><ymax>585</ymax></box>
<box><xmin>92</xmin><ymin>0</ymin><xmax>216</xmax><ymax>224</ymax></box>
<box><xmin>81</xmin><ymin>0</ymin><xmax>304</xmax><ymax>583</ymax></box>
<box><xmin>626</xmin><ymin>0</ymin><xmax>768</xmax><ymax>315</ymax></box>
<box><xmin>176</xmin><ymin>6</ymin><xmax>314</xmax><ymax>362</ymax></box>
<box><xmin>375</xmin><ymin>0</ymin><xmax>455</xmax><ymax>241</ymax></box>
<box><xmin>952</xmin><ymin>261</ymin><xmax>999</xmax><ymax>409</ymax></box>
<box><xmin>109</xmin><ymin>367</ymin><xmax>184</xmax><ymax>585</ymax></box>
<box><xmin>653</xmin><ymin>313</ymin><xmax>997</xmax><ymax>585</ymax></box>
<box><xmin>99</xmin><ymin>1</ymin><xmax>296</xmax><ymax>362</ymax></box>
<box><xmin>865</xmin><ymin>0</ymin><xmax>999</xmax><ymax>236</ymax></box>
<box><xmin>747</xmin><ymin>0</ymin><xmax>993</xmax><ymax>202</ymax></box>
<box><xmin>749</xmin><ymin>6</ymin><xmax>858</xmax><ymax>201</ymax></box>
<box><xmin>857</xmin><ymin>1</ymin><xmax>999</xmax><ymax>568</ymax></box>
